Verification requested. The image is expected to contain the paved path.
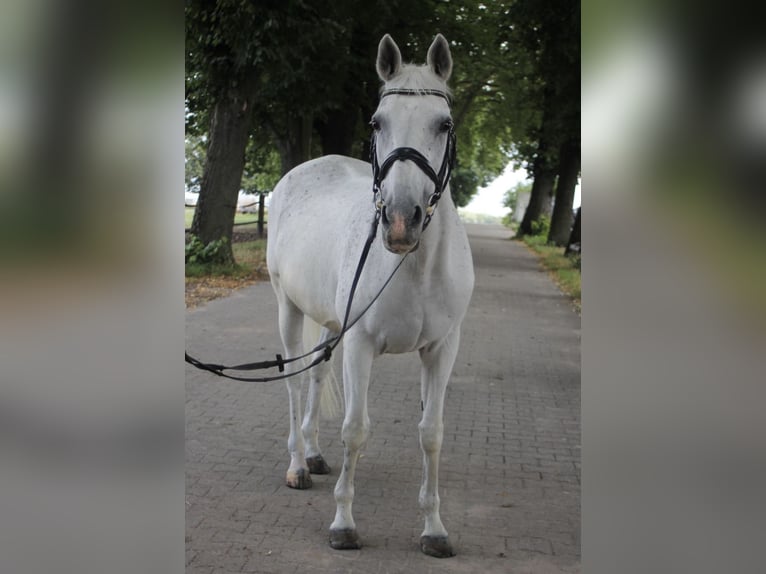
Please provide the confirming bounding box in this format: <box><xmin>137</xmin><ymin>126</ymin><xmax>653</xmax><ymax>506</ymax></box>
<box><xmin>186</xmin><ymin>224</ymin><xmax>581</xmax><ymax>573</ymax></box>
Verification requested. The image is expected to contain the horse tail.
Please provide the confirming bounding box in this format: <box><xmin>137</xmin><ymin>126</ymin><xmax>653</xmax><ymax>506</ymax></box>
<box><xmin>320</xmin><ymin>360</ymin><xmax>343</xmax><ymax>420</ymax></box>
<box><xmin>302</xmin><ymin>318</ymin><xmax>343</xmax><ymax>420</ymax></box>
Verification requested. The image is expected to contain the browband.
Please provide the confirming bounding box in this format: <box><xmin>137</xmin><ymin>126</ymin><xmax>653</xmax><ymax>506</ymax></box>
<box><xmin>380</xmin><ymin>88</ymin><xmax>451</xmax><ymax>105</ymax></box>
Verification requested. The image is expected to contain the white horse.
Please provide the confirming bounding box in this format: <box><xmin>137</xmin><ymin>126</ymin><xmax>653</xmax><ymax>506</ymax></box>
<box><xmin>266</xmin><ymin>33</ymin><xmax>474</xmax><ymax>558</ymax></box>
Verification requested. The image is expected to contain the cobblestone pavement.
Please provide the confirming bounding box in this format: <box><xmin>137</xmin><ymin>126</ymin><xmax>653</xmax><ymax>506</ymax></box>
<box><xmin>186</xmin><ymin>224</ymin><xmax>581</xmax><ymax>573</ymax></box>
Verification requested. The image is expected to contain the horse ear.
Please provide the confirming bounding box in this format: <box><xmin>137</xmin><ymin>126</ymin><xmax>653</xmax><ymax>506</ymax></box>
<box><xmin>427</xmin><ymin>34</ymin><xmax>452</xmax><ymax>82</ymax></box>
<box><xmin>377</xmin><ymin>34</ymin><xmax>402</xmax><ymax>81</ymax></box>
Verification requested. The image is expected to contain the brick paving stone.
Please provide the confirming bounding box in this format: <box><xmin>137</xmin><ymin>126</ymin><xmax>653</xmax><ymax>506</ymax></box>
<box><xmin>186</xmin><ymin>224</ymin><xmax>580</xmax><ymax>573</ymax></box>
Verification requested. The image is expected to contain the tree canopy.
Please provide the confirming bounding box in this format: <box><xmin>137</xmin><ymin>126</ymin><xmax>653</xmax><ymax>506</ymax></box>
<box><xmin>185</xmin><ymin>0</ymin><xmax>580</xmax><ymax>253</ymax></box>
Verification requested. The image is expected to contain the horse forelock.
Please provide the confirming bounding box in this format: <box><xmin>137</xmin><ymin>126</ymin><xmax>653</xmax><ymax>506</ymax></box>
<box><xmin>379</xmin><ymin>64</ymin><xmax>451</xmax><ymax>97</ymax></box>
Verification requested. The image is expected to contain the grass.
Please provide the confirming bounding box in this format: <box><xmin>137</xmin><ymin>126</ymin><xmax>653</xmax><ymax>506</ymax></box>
<box><xmin>184</xmin><ymin>206</ymin><xmax>268</xmax><ymax>279</ymax></box>
<box><xmin>185</xmin><ymin>238</ymin><xmax>268</xmax><ymax>278</ymax></box>
<box><xmin>185</xmin><ymin>238</ymin><xmax>268</xmax><ymax>307</ymax></box>
<box><xmin>233</xmin><ymin>238</ymin><xmax>268</xmax><ymax>270</ymax></box>
<box><xmin>518</xmin><ymin>234</ymin><xmax>581</xmax><ymax>312</ymax></box>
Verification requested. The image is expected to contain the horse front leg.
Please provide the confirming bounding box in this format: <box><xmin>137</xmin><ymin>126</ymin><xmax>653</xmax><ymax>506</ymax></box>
<box><xmin>417</xmin><ymin>328</ymin><xmax>461</xmax><ymax>558</ymax></box>
<box><xmin>329</xmin><ymin>334</ymin><xmax>373</xmax><ymax>550</ymax></box>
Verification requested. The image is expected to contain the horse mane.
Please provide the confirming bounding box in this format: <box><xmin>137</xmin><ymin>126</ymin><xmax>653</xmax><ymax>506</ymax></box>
<box><xmin>380</xmin><ymin>64</ymin><xmax>452</xmax><ymax>97</ymax></box>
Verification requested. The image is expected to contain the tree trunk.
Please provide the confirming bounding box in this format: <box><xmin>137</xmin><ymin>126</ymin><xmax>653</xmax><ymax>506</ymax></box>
<box><xmin>316</xmin><ymin>107</ymin><xmax>357</xmax><ymax>157</ymax></box>
<box><xmin>548</xmin><ymin>139</ymin><xmax>581</xmax><ymax>245</ymax></box>
<box><xmin>191</xmin><ymin>80</ymin><xmax>255</xmax><ymax>262</ymax></box>
<box><xmin>517</xmin><ymin>157</ymin><xmax>556</xmax><ymax>237</ymax></box>
<box><xmin>541</xmin><ymin>180</ymin><xmax>555</xmax><ymax>218</ymax></box>
<box><xmin>275</xmin><ymin>113</ymin><xmax>313</xmax><ymax>175</ymax></box>
<box><xmin>565</xmin><ymin>207</ymin><xmax>581</xmax><ymax>255</ymax></box>
<box><xmin>517</xmin><ymin>83</ymin><xmax>559</xmax><ymax>238</ymax></box>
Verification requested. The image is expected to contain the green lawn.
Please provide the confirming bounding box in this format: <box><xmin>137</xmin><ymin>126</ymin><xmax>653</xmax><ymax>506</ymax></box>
<box><xmin>185</xmin><ymin>238</ymin><xmax>267</xmax><ymax>278</ymax></box>
<box><xmin>184</xmin><ymin>205</ymin><xmax>268</xmax><ymax>281</ymax></box>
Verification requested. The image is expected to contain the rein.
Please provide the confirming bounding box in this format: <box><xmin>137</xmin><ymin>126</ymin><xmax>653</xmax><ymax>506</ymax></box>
<box><xmin>185</xmin><ymin>87</ymin><xmax>455</xmax><ymax>382</ymax></box>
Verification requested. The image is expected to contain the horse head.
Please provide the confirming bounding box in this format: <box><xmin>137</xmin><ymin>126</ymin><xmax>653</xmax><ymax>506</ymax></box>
<box><xmin>372</xmin><ymin>34</ymin><xmax>455</xmax><ymax>255</ymax></box>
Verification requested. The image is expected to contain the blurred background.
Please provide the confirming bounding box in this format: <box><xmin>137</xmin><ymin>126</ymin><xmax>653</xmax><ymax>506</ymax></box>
<box><xmin>0</xmin><ymin>1</ymin><xmax>183</xmax><ymax>573</ymax></box>
<box><xmin>1</xmin><ymin>1</ymin><xmax>764</xmax><ymax>573</ymax></box>
<box><xmin>583</xmin><ymin>1</ymin><xmax>766</xmax><ymax>573</ymax></box>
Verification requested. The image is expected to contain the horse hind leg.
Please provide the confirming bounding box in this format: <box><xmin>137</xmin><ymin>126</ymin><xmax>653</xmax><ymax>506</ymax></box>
<box><xmin>303</xmin><ymin>353</ymin><xmax>332</xmax><ymax>475</ymax></box>
<box><xmin>301</xmin><ymin>323</ymin><xmax>341</xmax><ymax>475</ymax></box>
<box><xmin>276</xmin><ymin>295</ymin><xmax>312</xmax><ymax>489</ymax></box>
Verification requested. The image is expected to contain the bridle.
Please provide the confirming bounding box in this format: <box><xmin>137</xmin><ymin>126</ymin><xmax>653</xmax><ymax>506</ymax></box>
<box><xmin>370</xmin><ymin>88</ymin><xmax>457</xmax><ymax>231</ymax></box>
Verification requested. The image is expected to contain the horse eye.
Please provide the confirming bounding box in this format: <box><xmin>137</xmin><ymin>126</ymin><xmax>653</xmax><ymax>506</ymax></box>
<box><xmin>370</xmin><ymin>118</ymin><xmax>381</xmax><ymax>131</ymax></box>
<box><xmin>440</xmin><ymin>119</ymin><xmax>454</xmax><ymax>132</ymax></box>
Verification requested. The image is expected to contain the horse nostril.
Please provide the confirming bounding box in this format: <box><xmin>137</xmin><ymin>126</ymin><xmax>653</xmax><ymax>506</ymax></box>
<box><xmin>412</xmin><ymin>206</ymin><xmax>422</xmax><ymax>224</ymax></box>
<box><xmin>381</xmin><ymin>205</ymin><xmax>390</xmax><ymax>225</ymax></box>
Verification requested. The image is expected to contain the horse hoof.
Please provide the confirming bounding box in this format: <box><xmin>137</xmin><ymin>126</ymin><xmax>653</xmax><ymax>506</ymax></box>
<box><xmin>420</xmin><ymin>535</ymin><xmax>455</xmax><ymax>558</ymax></box>
<box><xmin>306</xmin><ymin>455</ymin><xmax>331</xmax><ymax>474</ymax></box>
<box><xmin>285</xmin><ymin>468</ymin><xmax>312</xmax><ymax>489</ymax></box>
<box><xmin>329</xmin><ymin>528</ymin><xmax>361</xmax><ymax>550</ymax></box>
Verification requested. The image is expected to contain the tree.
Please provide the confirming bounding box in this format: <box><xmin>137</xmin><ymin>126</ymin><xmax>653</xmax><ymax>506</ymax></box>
<box><xmin>548</xmin><ymin>138</ymin><xmax>580</xmax><ymax>245</ymax></box>
<box><xmin>565</xmin><ymin>206</ymin><xmax>581</xmax><ymax>255</ymax></box>
<box><xmin>185</xmin><ymin>0</ymin><xmax>261</xmax><ymax>261</ymax></box>
<box><xmin>517</xmin><ymin>82</ymin><xmax>560</xmax><ymax>236</ymax></box>
<box><xmin>504</xmin><ymin>0</ymin><xmax>580</xmax><ymax>239</ymax></box>
<box><xmin>503</xmin><ymin>186</ymin><xmax>518</xmax><ymax>215</ymax></box>
<box><xmin>184</xmin><ymin>0</ymin><xmax>580</xmax><ymax>261</ymax></box>
<box><xmin>436</xmin><ymin>0</ymin><xmax>522</xmax><ymax>206</ymax></box>
<box><xmin>252</xmin><ymin>0</ymin><xmax>442</xmax><ymax>172</ymax></box>
<box><xmin>241</xmin><ymin>135</ymin><xmax>282</xmax><ymax>194</ymax></box>
<box><xmin>503</xmin><ymin>180</ymin><xmax>532</xmax><ymax>215</ymax></box>
<box><xmin>191</xmin><ymin>72</ymin><xmax>257</xmax><ymax>262</ymax></box>
<box><xmin>311</xmin><ymin>0</ymin><xmax>436</xmax><ymax>160</ymax></box>
<box><xmin>546</xmin><ymin>2</ymin><xmax>581</xmax><ymax>245</ymax></box>
<box><xmin>186</xmin><ymin>0</ymin><xmax>342</xmax><ymax>260</ymax></box>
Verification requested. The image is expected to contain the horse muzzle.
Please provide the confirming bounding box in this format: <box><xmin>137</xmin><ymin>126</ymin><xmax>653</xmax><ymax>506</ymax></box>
<box><xmin>381</xmin><ymin>204</ymin><xmax>422</xmax><ymax>254</ymax></box>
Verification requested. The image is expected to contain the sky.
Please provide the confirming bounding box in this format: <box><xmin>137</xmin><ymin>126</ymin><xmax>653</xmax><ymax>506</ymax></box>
<box><xmin>463</xmin><ymin>163</ymin><xmax>581</xmax><ymax>217</ymax></box>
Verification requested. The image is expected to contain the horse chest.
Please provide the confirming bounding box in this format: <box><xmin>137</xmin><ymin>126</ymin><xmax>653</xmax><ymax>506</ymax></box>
<box><xmin>365</xmin><ymin>281</ymin><xmax>460</xmax><ymax>355</ymax></box>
